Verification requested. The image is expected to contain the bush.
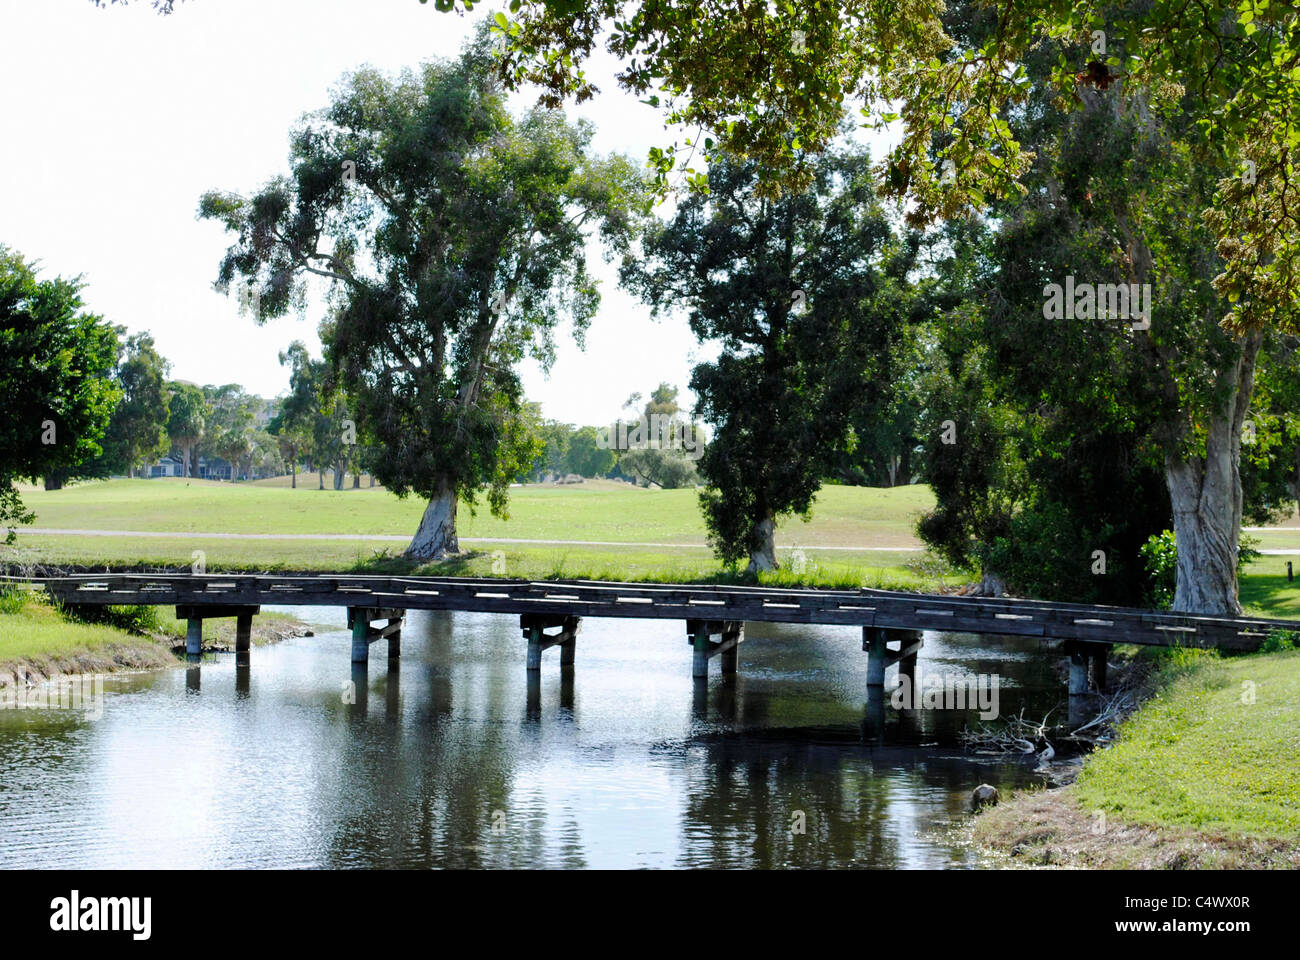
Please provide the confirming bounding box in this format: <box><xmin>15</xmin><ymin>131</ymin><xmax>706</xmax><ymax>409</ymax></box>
<box><xmin>1139</xmin><ymin>530</ymin><xmax>1177</xmax><ymax>609</ymax></box>
<box><xmin>1260</xmin><ymin>629</ymin><xmax>1300</xmax><ymax>654</ymax></box>
<box><xmin>0</xmin><ymin>582</ymin><xmax>28</xmax><ymax>615</ymax></box>
<box><xmin>61</xmin><ymin>603</ymin><xmax>163</xmax><ymax>635</ymax></box>
<box><xmin>1141</xmin><ymin>529</ymin><xmax>1260</xmax><ymax>610</ymax></box>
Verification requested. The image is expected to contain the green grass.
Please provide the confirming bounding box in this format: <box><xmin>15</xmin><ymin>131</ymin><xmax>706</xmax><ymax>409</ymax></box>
<box><xmin>1240</xmin><ymin>555</ymin><xmax>1300</xmax><ymax>619</ymax></box>
<box><xmin>1</xmin><ymin>476</ymin><xmax>947</xmax><ymax>589</ymax></box>
<box><xmin>0</xmin><ymin>589</ymin><xmax>161</xmax><ymax>664</ymax></box>
<box><xmin>11</xmin><ymin>476</ymin><xmax>933</xmax><ymax>547</ymax></box>
<box><xmin>1074</xmin><ymin>647</ymin><xmax>1300</xmax><ymax>837</ymax></box>
<box><xmin>0</xmin><ymin>534</ymin><xmax>937</xmax><ymax>590</ymax></box>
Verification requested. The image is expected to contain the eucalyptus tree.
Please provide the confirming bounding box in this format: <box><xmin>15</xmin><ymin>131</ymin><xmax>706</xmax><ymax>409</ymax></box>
<box><xmin>201</xmin><ymin>37</ymin><xmax>643</xmax><ymax>558</ymax></box>
<box><xmin>103</xmin><ymin>331</ymin><xmax>171</xmax><ymax>478</ymax></box>
<box><xmin>623</xmin><ymin>146</ymin><xmax>917</xmax><ymax>570</ymax></box>
<box><xmin>472</xmin><ymin>0</ymin><xmax>1300</xmax><ymax>342</ymax></box>
<box><xmin>915</xmin><ymin>3</ymin><xmax>1300</xmax><ymax>613</ymax></box>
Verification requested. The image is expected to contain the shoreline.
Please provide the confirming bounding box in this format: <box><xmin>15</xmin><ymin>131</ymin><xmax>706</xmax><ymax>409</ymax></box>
<box><xmin>970</xmin><ymin>647</ymin><xmax>1300</xmax><ymax>869</ymax></box>
<box><xmin>0</xmin><ymin>607</ymin><xmax>316</xmax><ymax>687</ymax></box>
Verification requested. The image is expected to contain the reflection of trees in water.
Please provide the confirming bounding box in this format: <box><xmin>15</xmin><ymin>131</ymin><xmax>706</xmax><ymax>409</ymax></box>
<box><xmin>319</xmin><ymin>612</ymin><xmax>588</xmax><ymax>868</ymax></box>
<box><xmin>674</xmin><ymin>740</ymin><xmax>1033</xmax><ymax>868</ymax></box>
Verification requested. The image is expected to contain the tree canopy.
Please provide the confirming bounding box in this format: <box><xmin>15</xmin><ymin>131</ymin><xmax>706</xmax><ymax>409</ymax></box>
<box><xmin>200</xmin><ymin>32</ymin><xmax>646</xmax><ymax>557</ymax></box>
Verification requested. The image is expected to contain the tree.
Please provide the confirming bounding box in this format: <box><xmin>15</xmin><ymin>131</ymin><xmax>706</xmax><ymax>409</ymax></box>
<box><xmin>564</xmin><ymin>425</ymin><xmax>616</xmax><ymax>478</ymax></box>
<box><xmin>200</xmin><ymin>34</ymin><xmax>643</xmax><ymax>558</ymax></box>
<box><xmin>198</xmin><ymin>384</ymin><xmax>257</xmax><ymax>480</ymax></box>
<box><xmin>622</xmin><ymin>146</ymin><xmax>916</xmax><ymax>569</ymax></box>
<box><xmin>915</xmin><ymin>3</ymin><xmax>1300</xmax><ymax>613</ymax></box>
<box><xmin>475</xmin><ymin>1</ymin><xmax>1300</xmax><ymax>335</ymax></box>
<box><xmin>609</xmin><ymin>385</ymin><xmax>700</xmax><ymax>490</ymax></box>
<box><xmin>103</xmin><ymin>331</ymin><xmax>171</xmax><ymax>478</ymax></box>
<box><xmin>0</xmin><ymin>246</ymin><xmax>119</xmax><ymax>535</ymax></box>
<box><xmin>166</xmin><ymin>382</ymin><xmax>206</xmax><ymax>479</ymax></box>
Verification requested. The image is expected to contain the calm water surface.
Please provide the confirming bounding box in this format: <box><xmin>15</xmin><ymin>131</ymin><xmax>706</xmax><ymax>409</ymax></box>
<box><xmin>0</xmin><ymin>609</ymin><xmax>1061</xmax><ymax>868</ymax></box>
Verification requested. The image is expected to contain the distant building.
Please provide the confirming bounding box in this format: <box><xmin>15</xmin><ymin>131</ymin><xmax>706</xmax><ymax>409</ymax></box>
<box><xmin>147</xmin><ymin>456</ymin><xmax>184</xmax><ymax>478</ymax></box>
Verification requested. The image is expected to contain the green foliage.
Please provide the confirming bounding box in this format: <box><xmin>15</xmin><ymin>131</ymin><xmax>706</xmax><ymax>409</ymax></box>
<box><xmin>61</xmin><ymin>601</ymin><xmax>163</xmax><ymax>635</ymax></box>
<box><xmin>101</xmin><ymin>331</ymin><xmax>171</xmax><ymax>476</ymax></box>
<box><xmin>0</xmin><ymin>245</ymin><xmax>121</xmax><ymax>531</ymax></box>
<box><xmin>464</xmin><ymin>0</ymin><xmax>1300</xmax><ymax>335</ymax></box>
<box><xmin>623</xmin><ymin>144</ymin><xmax>915</xmax><ymax>566</ymax></box>
<box><xmin>166</xmin><ymin>381</ymin><xmax>206</xmax><ymax>477</ymax></box>
<box><xmin>564</xmin><ymin>425</ymin><xmax>616</xmax><ymax>478</ymax></box>
<box><xmin>0</xmin><ymin>582</ymin><xmax>27</xmax><ymax>615</ymax></box>
<box><xmin>200</xmin><ymin>31</ymin><xmax>645</xmax><ymax>543</ymax></box>
<box><xmin>1140</xmin><ymin>530</ymin><xmax>1178</xmax><ymax>610</ymax></box>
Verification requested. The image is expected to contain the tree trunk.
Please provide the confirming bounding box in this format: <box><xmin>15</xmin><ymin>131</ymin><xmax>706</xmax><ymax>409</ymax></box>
<box><xmin>43</xmin><ymin>474</ymin><xmax>64</xmax><ymax>491</ymax></box>
<box><xmin>291</xmin><ymin>460</ymin><xmax>296</xmax><ymax>489</ymax></box>
<box><xmin>333</xmin><ymin>462</ymin><xmax>344</xmax><ymax>490</ymax></box>
<box><xmin>183</xmin><ymin>445</ymin><xmax>192</xmax><ymax>478</ymax></box>
<box><xmin>405</xmin><ymin>479</ymin><xmax>459</xmax><ymax>560</ymax></box>
<box><xmin>746</xmin><ymin>515</ymin><xmax>778</xmax><ymax>572</ymax></box>
<box><xmin>318</xmin><ymin>468</ymin><xmax>324</xmax><ymax>490</ymax></box>
<box><xmin>126</xmin><ymin>463</ymin><xmax>135</xmax><ymax>479</ymax></box>
<box><xmin>1162</xmin><ymin>331</ymin><xmax>1260</xmax><ymax>616</ymax></box>
<box><xmin>369</xmin><ymin>474</ymin><xmax>375</xmax><ymax>488</ymax></box>
<box><xmin>352</xmin><ymin>471</ymin><xmax>360</xmax><ymax>488</ymax></box>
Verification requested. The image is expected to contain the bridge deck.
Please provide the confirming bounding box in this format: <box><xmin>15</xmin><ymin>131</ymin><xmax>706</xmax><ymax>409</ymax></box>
<box><xmin>32</xmin><ymin>573</ymin><xmax>1300</xmax><ymax>651</ymax></box>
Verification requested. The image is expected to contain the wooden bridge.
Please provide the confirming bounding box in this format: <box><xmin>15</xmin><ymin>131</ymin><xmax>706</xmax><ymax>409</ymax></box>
<box><xmin>33</xmin><ymin>574</ymin><xmax>1300</xmax><ymax>709</ymax></box>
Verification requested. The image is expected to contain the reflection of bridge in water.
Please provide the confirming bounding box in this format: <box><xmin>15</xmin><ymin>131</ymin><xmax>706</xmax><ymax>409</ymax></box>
<box><xmin>36</xmin><ymin>573</ymin><xmax>1300</xmax><ymax>728</ymax></box>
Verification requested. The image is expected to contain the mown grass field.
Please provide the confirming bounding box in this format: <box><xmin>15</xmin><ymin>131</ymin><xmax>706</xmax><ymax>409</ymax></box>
<box><xmin>6</xmin><ymin>476</ymin><xmax>1300</xmax><ymax>610</ymax></box>
<box><xmin>2</xmin><ymin>477</ymin><xmax>944</xmax><ymax>589</ymax></box>
<box><xmin>11</xmin><ymin>476</ymin><xmax>932</xmax><ymax>545</ymax></box>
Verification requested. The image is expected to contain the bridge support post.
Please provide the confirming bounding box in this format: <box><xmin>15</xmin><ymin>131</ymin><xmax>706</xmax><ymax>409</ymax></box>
<box><xmin>719</xmin><ymin>622</ymin><xmax>743</xmax><ymax>675</ymax></box>
<box><xmin>349</xmin><ymin>607</ymin><xmax>406</xmax><ymax>664</ymax></box>
<box><xmin>235</xmin><ymin>612</ymin><xmax>252</xmax><ymax>663</ymax></box>
<box><xmin>387</xmin><ymin>616</ymin><xmax>402</xmax><ymax>662</ymax></box>
<box><xmin>521</xmin><ymin>615</ymin><xmax>581</xmax><ymax>671</ymax></box>
<box><xmin>687</xmin><ymin>620</ymin><xmax>745</xmax><ymax>679</ymax></box>
<box><xmin>186</xmin><ymin>618</ymin><xmax>203</xmax><ymax>657</ymax></box>
<box><xmin>864</xmin><ymin>627</ymin><xmax>887</xmax><ymax>687</ymax></box>
<box><xmin>176</xmin><ymin>604</ymin><xmax>260</xmax><ymax>660</ymax></box>
<box><xmin>1091</xmin><ymin>644</ymin><xmax>1109</xmax><ymax>692</ymax></box>
<box><xmin>692</xmin><ymin>624</ymin><xmax>710</xmax><ymax>678</ymax></box>
<box><xmin>1065</xmin><ymin>640</ymin><xmax>1112</xmax><ymax>726</ymax></box>
<box><xmin>1067</xmin><ymin>642</ymin><xmax>1089</xmax><ymax>696</ymax></box>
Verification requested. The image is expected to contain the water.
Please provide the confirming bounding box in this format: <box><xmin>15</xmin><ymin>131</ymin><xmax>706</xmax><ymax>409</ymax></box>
<box><xmin>0</xmin><ymin>609</ymin><xmax>1062</xmax><ymax>868</ymax></box>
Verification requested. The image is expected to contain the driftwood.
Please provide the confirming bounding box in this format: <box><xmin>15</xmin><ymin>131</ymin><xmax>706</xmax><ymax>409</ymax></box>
<box><xmin>959</xmin><ymin>707</ymin><xmax>1057</xmax><ymax>755</ymax></box>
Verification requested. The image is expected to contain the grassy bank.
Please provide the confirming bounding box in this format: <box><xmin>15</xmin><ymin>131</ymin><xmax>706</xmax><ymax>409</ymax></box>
<box><xmin>973</xmin><ymin>646</ymin><xmax>1300</xmax><ymax>868</ymax></box>
<box><xmin>0</xmin><ymin>584</ymin><xmax>313</xmax><ymax>683</ymax></box>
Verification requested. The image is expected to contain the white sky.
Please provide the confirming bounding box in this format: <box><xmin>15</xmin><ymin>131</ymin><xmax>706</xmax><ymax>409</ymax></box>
<box><xmin>0</xmin><ymin>0</ymin><xmax>712</xmax><ymax>426</ymax></box>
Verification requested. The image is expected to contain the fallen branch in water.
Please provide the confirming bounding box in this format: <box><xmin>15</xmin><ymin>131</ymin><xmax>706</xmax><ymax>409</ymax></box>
<box><xmin>960</xmin><ymin>707</ymin><xmax>1057</xmax><ymax>755</ymax></box>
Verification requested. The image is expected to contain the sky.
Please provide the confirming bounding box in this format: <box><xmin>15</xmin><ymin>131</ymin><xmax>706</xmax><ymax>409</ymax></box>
<box><xmin>0</xmin><ymin>0</ymin><xmax>715</xmax><ymax>426</ymax></box>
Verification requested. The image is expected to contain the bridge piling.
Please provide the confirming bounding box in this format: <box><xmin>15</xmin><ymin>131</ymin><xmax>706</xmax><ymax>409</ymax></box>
<box><xmin>348</xmin><ymin>607</ymin><xmax>406</xmax><ymax>664</ymax></box>
<box><xmin>1065</xmin><ymin>640</ymin><xmax>1111</xmax><ymax>726</ymax></box>
<box><xmin>185</xmin><ymin>618</ymin><xmax>202</xmax><ymax>657</ymax></box>
<box><xmin>687</xmin><ymin>620</ymin><xmax>744</xmax><ymax>678</ymax></box>
<box><xmin>176</xmin><ymin>604</ymin><xmax>260</xmax><ymax>660</ymax></box>
<box><xmin>864</xmin><ymin>627</ymin><xmax>887</xmax><ymax>687</ymax></box>
<box><xmin>235</xmin><ymin>612</ymin><xmax>252</xmax><ymax>664</ymax></box>
<box><xmin>521</xmin><ymin>614</ymin><xmax>581</xmax><ymax>671</ymax></box>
